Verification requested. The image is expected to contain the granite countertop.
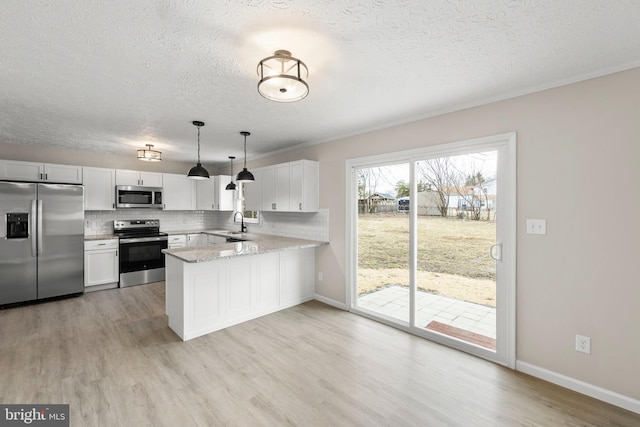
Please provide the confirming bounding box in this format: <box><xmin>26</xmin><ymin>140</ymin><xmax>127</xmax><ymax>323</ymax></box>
<box><xmin>163</xmin><ymin>234</ymin><xmax>327</xmax><ymax>263</ymax></box>
<box><xmin>84</xmin><ymin>234</ymin><xmax>118</xmax><ymax>241</ymax></box>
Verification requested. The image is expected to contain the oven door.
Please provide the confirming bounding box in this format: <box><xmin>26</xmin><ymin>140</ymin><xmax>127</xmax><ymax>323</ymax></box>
<box><xmin>119</xmin><ymin>237</ymin><xmax>168</xmax><ymax>274</ymax></box>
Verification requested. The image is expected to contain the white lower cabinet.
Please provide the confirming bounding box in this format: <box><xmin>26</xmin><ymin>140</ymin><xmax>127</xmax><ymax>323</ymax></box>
<box><xmin>187</xmin><ymin>233</ymin><xmax>208</xmax><ymax>247</ymax></box>
<box><xmin>208</xmin><ymin>235</ymin><xmax>226</xmax><ymax>244</ymax></box>
<box><xmin>84</xmin><ymin>239</ymin><xmax>119</xmax><ymax>291</ymax></box>
<box><xmin>168</xmin><ymin>235</ymin><xmax>187</xmax><ymax>249</ymax></box>
<box><xmin>165</xmin><ymin>247</ymin><xmax>316</xmax><ymax>341</ymax></box>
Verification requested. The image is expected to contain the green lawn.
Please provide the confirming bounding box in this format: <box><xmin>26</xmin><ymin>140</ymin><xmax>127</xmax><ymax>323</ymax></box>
<box><xmin>357</xmin><ymin>213</ymin><xmax>497</xmax><ymax>306</ymax></box>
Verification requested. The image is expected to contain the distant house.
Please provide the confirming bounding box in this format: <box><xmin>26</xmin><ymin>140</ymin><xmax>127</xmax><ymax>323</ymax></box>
<box><xmin>416</xmin><ymin>179</ymin><xmax>497</xmax><ymax>218</ymax></box>
<box><xmin>359</xmin><ymin>192</ymin><xmax>397</xmax><ymax>213</ymax></box>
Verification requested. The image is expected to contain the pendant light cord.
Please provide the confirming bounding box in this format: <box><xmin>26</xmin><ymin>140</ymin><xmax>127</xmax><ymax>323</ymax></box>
<box><xmin>243</xmin><ymin>134</ymin><xmax>247</xmax><ymax>169</ymax></box>
<box><xmin>197</xmin><ymin>126</ymin><xmax>201</xmax><ymax>164</ymax></box>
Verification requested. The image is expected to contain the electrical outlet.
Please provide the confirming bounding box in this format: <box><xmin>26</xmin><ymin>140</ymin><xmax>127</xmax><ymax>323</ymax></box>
<box><xmin>576</xmin><ymin>335</ymin><xmax>591</xmax><ymax>354</ymax></box>
<box><xmin>318</xmin><ymin>272</ymin><xmax>323</xmax><ymax>281</ymax></box>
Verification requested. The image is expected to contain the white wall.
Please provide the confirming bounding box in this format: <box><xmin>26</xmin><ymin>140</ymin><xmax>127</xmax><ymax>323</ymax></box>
<box><xmin>247</xmin><ymin>67</ymin><xmax>640</xmax><ymax>404</ymax></box>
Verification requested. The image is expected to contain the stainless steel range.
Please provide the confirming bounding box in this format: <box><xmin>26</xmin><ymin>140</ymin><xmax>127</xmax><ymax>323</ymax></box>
<box><xmin>114</xmin><ymin>219</ymin><xmax>168</xmax><ymax>287</ymax></box>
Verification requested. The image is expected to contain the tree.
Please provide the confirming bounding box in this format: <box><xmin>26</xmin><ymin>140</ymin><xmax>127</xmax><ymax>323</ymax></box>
<box><xmin>395</xmin><ymin>180</ymin><xmax>409</xmax><ymax>198</ymax></box>
<box><xmin>417</xmin><ymin>157</ymin><xmax>456</xmax><ymax>217</ymax></box>
<box><xmin>357</xmin><ymin>167</ymin><xmax>383</xmax><ymax>214</ymax></box>
<box><xmin>456</xmin><ymin>171</ymin><xmax>487</xmax><ymax>220</ymax></box>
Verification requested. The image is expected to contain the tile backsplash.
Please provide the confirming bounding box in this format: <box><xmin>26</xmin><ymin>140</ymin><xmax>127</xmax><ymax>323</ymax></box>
<box><xmin>84</xmin><ymin>208</ymin><xmax>329</xmax><ymax>242</ymax></box>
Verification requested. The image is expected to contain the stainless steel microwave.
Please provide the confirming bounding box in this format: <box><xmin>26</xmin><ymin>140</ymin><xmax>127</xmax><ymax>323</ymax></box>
<box><xmin>115</xmin><ymin>186</ymin><xmax>163</xmax><ymax>209</ymax></box>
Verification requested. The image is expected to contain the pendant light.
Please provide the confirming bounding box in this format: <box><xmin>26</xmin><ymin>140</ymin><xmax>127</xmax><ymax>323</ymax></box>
<box><xmin>137</xmin><ymin>144</ymin><xmax>162</xmax><ymax>162</ymax></box>
<box><xmin>236</xmin><ymin>131</ymin><xmax>254</xmax><ymax>183</ymax></box>
<box><xmin>257</xmin><ymin>50</ymin><xmax>309</xmax><ymax>102</ymax></box>
<box><xmin>187</xmin><ymin>121</ymin><xmax>210</xmax><ymax>180</ymax></box>
<box><xmin>225</xmin><ymin>156</ymin><xmax>237</xmax><ymax>191</ymax></box>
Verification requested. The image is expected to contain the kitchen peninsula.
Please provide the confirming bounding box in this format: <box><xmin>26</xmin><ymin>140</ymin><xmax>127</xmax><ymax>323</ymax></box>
<box><xmin>163</xmin><ymin>232</ymin><xmax>326</xmax><ymax>341</ymax></box>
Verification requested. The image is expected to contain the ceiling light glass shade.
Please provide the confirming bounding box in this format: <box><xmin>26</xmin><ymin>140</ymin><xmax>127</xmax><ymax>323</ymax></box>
<box><xmin>187</xmin><ymin>163</ymin><xmax>210</xmax><ymax>180</ymax></box>
<box><xmin>137</xmin><ymin>144</ymin><xmax>162</xmax><ymax>161</ymax></box>
<box><xmin>187</xmin><ymin>120</ymin><xmax>210</xmax><ymax>180</ymax></box>
<box><xmin>257</xmin><ymin>50</ymin><xmax>309</xmax><ymax>102</ymax></box>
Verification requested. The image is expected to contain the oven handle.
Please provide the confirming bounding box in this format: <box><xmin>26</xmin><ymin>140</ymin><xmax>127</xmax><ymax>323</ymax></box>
<box><xmin>119</xmin><ymin>236</ymin><xmax>168</xmax><ymax>244</ymax></box>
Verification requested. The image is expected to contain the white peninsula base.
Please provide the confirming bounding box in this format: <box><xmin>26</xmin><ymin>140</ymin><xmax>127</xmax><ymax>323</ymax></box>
<box><xmin>165</xmin><ymin>247</ymin><xmax>316</xmax><ymax>341</ymax></box>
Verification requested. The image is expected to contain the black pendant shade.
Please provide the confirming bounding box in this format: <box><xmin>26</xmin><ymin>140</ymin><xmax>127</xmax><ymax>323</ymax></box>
<box><xmin>187</xmin><ymin>121</ymin><xmax>210</xmax><ymax>180</ymax></box>
<box><xmin>225</xmin><ymin>156</ymin><xmax>237</xmax><ymax>190</ymax></box>
<box><xmin>236</xmin><ymin>131</ymin><xmax>254</xmax><ymax>183</ymax></box>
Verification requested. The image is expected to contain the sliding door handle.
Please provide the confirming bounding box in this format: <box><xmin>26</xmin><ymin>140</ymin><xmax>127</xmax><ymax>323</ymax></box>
<box><xmin>490</xmin><ymin>243</ymin><xmax>502</xmax><ymax>261</ymax></box>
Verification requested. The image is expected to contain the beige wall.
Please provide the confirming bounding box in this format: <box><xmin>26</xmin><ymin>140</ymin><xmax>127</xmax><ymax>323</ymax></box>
<box><xmin>250</xmin><ymin>67</ymin><xmax>640</xmax><ymax>401</ymax></box>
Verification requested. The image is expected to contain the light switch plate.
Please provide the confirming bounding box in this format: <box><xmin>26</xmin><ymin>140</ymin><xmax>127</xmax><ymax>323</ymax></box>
<box><xmin>526</xmin><ymin>219</ymin><xmax>546</xmax><ymax>235</ymax></box>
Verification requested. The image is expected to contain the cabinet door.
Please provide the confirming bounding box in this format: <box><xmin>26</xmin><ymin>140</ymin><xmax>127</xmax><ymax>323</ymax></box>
<box><xmin>243</xmin><ymin>168</ymin><xmax>262</xmax><ymax>211</ymax></box>
<box><xmin>290</xmin><ymin>160</ymin><xmax>319</xmax><ymax>212</ymax></box>
<box><xmin>187</xmin><ymin>233</ymin><xmax>207</xmax><ymax>247</ymax></box>
<box><xmin>44</xmin><ymin>163</ymin><xmax>83</xmax><ymax>184</ymax></box>
<box><xmin>0</xmin><ymin>160</ymin><xmax>43</xmax><ymax>181</ymax></box>
<box><xmin>140</xmin><ymin>172</ymin><xmax>163</xmax><ymax>187</ymax></box>
<box><xmin>163</xmin><ymin>173</ymin><xmax>195</xmax><ymax>210</ymax></box>
<box><xmin>196</xmin><ymin>179</ymin><xmax>215</xmax><ymax>210</ymax></box>
<box><xmin>115</xmin><ymin>169</ymin><xmax>141</xmax><ymax>186</ymax></box>
<box><xmin>280</xmin><ymin>248</ymin><xmax>315</xmax><ymax>305</ymax></box>
<box><xmin>208</xmin><ymin>235</ymin><xmax>226</xmax><ymax>244</ymax></box>
<box><xmin>83</xmin><ymin>167</ymin><xmax>116</xmax><ymax>210</ymax></box>
<box><xmin>215</xmin><ymin>175</ymin><xmax>235</xmax><ymax>211</ymax></box>
<box><xmin>275</xmin><ymin>163</ymin><xmax>291</xmax><ymax>211</ymax></box>
<box><xmin>84</xmin><ymin>248</ymin><xmax>119</xmax><ymax>287</ymax></box>
<box><xmin>261</xmin><ymin>166</ymin><xmax>276</xmax><ymax>211</ymax></box>
<box><xmin>168</xmin><ymin>234</ymin><xmax>187</xmax><ymax>249</ymax></box>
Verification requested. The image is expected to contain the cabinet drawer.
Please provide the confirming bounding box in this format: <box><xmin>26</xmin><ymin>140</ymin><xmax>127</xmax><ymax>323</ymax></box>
<box><xmin>84</xmin><ymin>239</ymin><xmax>119</xmax><ymax>250</ymax></box>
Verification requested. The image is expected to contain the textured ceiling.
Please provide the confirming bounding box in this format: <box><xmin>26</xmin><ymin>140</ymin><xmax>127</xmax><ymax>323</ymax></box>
<box><xmin>1</xmin><ymin>0</ymin><xmax>640</xmax><ymax>166</ymax></box>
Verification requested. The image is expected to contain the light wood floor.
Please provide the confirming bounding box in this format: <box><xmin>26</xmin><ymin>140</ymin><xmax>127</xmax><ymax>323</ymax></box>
<box><xmin>1</xmin><ymin>282</ymin><xmax>638</xmax><ymax>426</ymax></box>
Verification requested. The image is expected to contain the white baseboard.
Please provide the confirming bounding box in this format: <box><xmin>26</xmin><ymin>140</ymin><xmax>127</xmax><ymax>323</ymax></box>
<box><xmin>516</xmin><ymin>361</ymin><xmax>640</xmax><ymax>415</ymax></box>
<box><xmin>314</xmin><ymin>294</ymin><xmax>348</xmax><ymax>310</ymax></box>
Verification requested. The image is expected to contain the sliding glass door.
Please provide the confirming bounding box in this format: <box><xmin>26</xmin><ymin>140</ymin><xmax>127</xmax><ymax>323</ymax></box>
<box><xmin>348</xmin><ymin>134</ymin><xmax>515</xmax><ymax>367</ymax></box>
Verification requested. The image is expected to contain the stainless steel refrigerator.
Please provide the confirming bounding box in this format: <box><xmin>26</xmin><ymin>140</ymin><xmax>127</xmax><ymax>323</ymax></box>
<box><xmin>0</xmin><ymin>181</ymin><xmax>84</xmax><ymax>305</ymax></box>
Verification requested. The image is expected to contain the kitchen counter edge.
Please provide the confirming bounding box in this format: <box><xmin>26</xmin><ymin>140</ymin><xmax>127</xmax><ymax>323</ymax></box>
<box><xmin>162</xmin><ymin>235</ymin><xmax>328</xmax><ymax>263</ymax></box>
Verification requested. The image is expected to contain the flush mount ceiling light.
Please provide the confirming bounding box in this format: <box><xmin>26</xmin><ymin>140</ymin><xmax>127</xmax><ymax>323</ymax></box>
<box><xmin>257</xmin><ymin>50</ymin><xmax>309</xmax><ymax>102</ymax></box>
<box><xmin>187</xmin><ymin>120</ymin><xmax>210</xmax><ymax>180</ymax></box>
<box><xmin>137</xmin><ymin>144</ymin><xmax>162</xmax><ymax>162</ymax></box>
<box><xmin>225</xmin><ymin>156</ymin><xmax>237</xmax><ymax>191</ymax></box>
<box><xmin>236</xmin><ymin>131</ymin><xmax>254</xmax><ymax>183</ymax></box>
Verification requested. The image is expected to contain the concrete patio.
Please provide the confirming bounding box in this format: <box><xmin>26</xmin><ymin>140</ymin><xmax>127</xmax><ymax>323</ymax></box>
<box><xmin>357</xmin><ymin>285</ymin><xmax>496</xmax><ymax>346</ymax></box>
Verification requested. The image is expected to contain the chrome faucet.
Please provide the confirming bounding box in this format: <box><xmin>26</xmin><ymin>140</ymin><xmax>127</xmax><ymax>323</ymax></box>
<box><xmin>233</xmin><ymin>211</ymin><xmax>247</xmax><ymax>233</ymax></box>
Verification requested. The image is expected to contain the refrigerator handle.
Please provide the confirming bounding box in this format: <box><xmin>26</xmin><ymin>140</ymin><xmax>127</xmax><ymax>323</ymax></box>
<box><xmin>31</xmin><ymin>200</ymin><xmax>37</xmax><ymax>256</ymax></box>
<box><xmin>37</xmin><ymin>200</ymin><xmax>43</xmax><ymax>254</ymax></box>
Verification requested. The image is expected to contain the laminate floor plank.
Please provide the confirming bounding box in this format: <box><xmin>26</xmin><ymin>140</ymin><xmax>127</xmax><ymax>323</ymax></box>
<box><xmin>1</xmin><ymin>282</ymin><xmax>639</xmax><ymax>426</ymax></box>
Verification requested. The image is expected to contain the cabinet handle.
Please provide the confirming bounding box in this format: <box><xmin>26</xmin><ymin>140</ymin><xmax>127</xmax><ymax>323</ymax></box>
<box><xmin>272</xmin><ymin>203</ymin><xmax>276</xmax><ymax>210</ymax></box>
<box><xmin>98</xmin><ymin>243</ymin><xmax>106</xmax><ymax>246</ymax></box>
<box><xmin>45</xmin><ymin>173</ymin><xmax>48</xmax><ymax>180</ymax></box>
<box><xmin>299</xmin><ymin>202</ymin><xmax>302</xmax><ymax>211</ymax></box>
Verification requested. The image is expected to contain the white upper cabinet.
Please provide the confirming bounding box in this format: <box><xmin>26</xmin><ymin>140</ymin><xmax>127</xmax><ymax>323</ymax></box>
<box><xmin>162</xmin><ymin>173</ymin><xmax>195</xmax><ymax>210</ymax></box>
<box><xmin>274</xmin><ymin>163</ymin><xmax>291</xmax><ymax>211</ymax></box>
<box><xmin>196</xmin><ymin>176</ymin><xmax>234</xmax><ymax>211</ymax></box>
<box><xmin>290</xmin><ymin>160</ymin><xmax>319</xmax><ymax>212</ymax></box>
<box><xmin>257</xmin><ymin>160</ymin><xmax>319</xmax><ymax>212</ymax></box>
<box><xmin>243</xmin><ymin>168</ymin><xmax>262</xmax><ymax>211</ymax></box>
<box><xmin>261</xmin><ymin>166</ymin><xmax>276</xmax><ymax>211</ymax></box>
<box><xmin>0</xmin><ymin>160</ymin><xmax>82</xmax><ymax>184</ymax></box>
<box><xmin>115</xmin><ymin>169</ymin><xmax>163</xmax><ymax>187</ymax></box>
<box><xmin>83</xmin><ymin>167</ymin><xmax>116</xmax><ymax>210</ymax></box>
